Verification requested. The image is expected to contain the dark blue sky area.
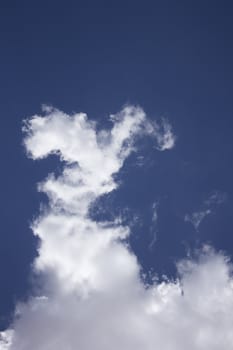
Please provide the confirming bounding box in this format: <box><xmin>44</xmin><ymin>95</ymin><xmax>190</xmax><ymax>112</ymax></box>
<box><xmin>1</xmin><ymin>0</ymin><xmax>233</xmax><ymax>329</ymax></box>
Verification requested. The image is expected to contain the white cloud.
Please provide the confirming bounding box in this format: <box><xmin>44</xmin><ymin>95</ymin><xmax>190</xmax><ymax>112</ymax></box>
<box><xmin>0</xmin><ymin>332</ymin><xmax>13</xmax><ymax>350</ymax></box>
<box><xmin>149</xmin><ymin>201</ymin><xmax>159</xmax><ymax>249</ymax></box>
<box><xmin>155</xmin><ymin>118</ymin><xmax>176</xmax><ymax>151</ymax></box>
<box><xmin>1</xmin><ymin>106</ymin><xmax>233</xmax><ymax>350</ymax></box>
<box><xmin>204</xmin><ymin>190</ymin><xmax>227</xmax><ymax>207</ymax></box>
<box><xmin>185</xmin><ymin>209</ymin><xmax>211</xmax><ymax>231</ymax></box>
<box><xmin>185</xmin><ymin>191</ymin><xmax>227</xmax><ymax>231</ymax></box>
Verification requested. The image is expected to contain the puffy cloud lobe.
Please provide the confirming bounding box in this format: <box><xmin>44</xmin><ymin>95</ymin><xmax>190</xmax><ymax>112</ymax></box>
<box><xmin>1</xmin><ymin>106</ymin><xmax>233</xmax><ymax>350</ymax></box>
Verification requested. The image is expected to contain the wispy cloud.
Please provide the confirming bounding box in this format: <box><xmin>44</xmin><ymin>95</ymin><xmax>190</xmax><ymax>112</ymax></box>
<box><xmin>1</xmin><ymin>106</ymin><xmax>233</xmax><ymax>349</ymax></box>
<box><xmin>155</xmin><ymin>117</ymin><xmax>176</xmax><ymax>151</ymax></box>
<box><xmin>185</xmin><ymin>190</ymin><xmax>227</xmax><ymax>231</ymax></box>
<box><xmin>149</xmin><ymin>201</ymin><xmax>159</xmax><ymax>249</ymax></box>
<box><xmin>204</xmin><ymin>190</ymin><xmax>227</xmax><ymax>206</ymax></box>
<box><xmin>185</xmin><ymin>209</ymin><xmax>211</xmax><ymax>231</ymax></box>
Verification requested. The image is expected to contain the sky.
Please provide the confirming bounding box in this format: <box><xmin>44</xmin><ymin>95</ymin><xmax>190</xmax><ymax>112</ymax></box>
<box><xmin>1</xmin><ymin>1</ymin><xmax>233</xmax><ymax>348</ymax></box>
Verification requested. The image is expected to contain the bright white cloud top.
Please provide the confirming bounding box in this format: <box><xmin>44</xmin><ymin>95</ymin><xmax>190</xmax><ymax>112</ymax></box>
<box><xmin>1</xmin><ymin>106</ymin><xmax>233</xmax><ymax>349</ymax></box>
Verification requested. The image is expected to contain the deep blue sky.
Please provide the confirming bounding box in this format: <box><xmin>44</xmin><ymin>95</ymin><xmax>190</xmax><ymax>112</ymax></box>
<box><xmin>1</xmin><ymin>0</ymin><xmax>233</xmax><ymax>329</ymax></box>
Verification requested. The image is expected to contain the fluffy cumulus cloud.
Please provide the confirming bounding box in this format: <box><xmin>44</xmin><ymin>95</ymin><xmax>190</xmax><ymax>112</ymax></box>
<box><xmin>1</xmin><ymin>106</ymin><xmax>233</xmax><ymax>349</ymax></box>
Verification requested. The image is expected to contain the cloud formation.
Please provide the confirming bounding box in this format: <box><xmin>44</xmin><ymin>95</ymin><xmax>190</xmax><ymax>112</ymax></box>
<box><xmin>185</xmin><ymin>209</ymin><xmax>212</xmax><ymax>231</ymax></box>
<box><xmin>154</xmin><ymin>117</ymin><xmax>176</xmax><ymax>151</ymax></box>
<box><xmin>1</xmin><ymin>106</ymin><xmax>233</xmax><ymax>350</ymax></box>
<box><xmin>149</xmin><ymin>201</ymin><xmax>159</xmax><ymax>249</ymax></box>
<box><xmin>185</xmin><ymin>190</ymin><xmax>227</xmax><ymax>231</ymax></box>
